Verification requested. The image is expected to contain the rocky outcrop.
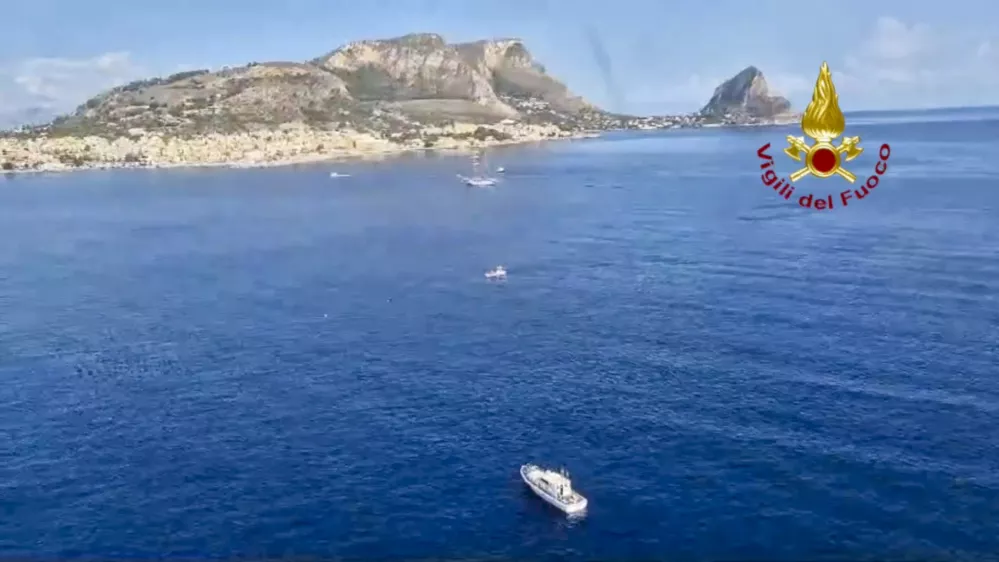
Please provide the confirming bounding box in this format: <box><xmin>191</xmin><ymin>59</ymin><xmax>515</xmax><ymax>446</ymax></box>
<box><xmin>25</xmin><ymin>33</ymin><xmax>605</xmax><ymax>139</ymax></box>
<box><xmin>700</xmin><ymin>66</ymin><xmax>792</xmax><ymax>120</ymax></box>
<box><xmin>457</xmin><ymin>39</ymin><xmax>592</xmax><ymax>114</ymax></box>
<box><xmin>313</xmin><ymin>34</ymin><xmax>507</xmax><ymax>111</ymax></box>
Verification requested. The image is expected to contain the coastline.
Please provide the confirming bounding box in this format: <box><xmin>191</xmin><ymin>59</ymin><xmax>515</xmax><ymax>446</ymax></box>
<box><xmin>0</xmin><ymin>117</ymin><xmax>796</xmax><ymax>177</ymax></box>
<box><xmin>0</xmin><ymin>133</ymin><xmax>593</xmax><ymax>176</ymax></box>
<box><xmin>0</xmin><ymin>122</ymin><xmax>599</xmax><ymax>176</ymax></box>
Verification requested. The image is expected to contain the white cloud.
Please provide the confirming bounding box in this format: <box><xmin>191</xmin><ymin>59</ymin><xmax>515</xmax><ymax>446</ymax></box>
<box><xmin>622</xmin><ymin>73</ymin><xmax>724</xmax><ymax>113</ymax></box>
<box><xmin>841</xmin><ymin>17</ymin><xmax>936</xmax><ymax>87</ymax></box>
<box><xmin>766</xmin><ymin>72</ymin><xmax>812</xmax><ymax>97</ymax></box>
<box><xmin>661</xmin><ymin>73</ymin><xmax>723</xmax><ymax>105</ymax></box>
<box><xmin>651</xmin><ymin>16</ymin><xmax>999</xmax><ymax>112</ymax></box>
<box><xmin>866</xmin><ymin>17</ymin><xmax>933</xmax><ymax>61</ymax></box>
<box><xmin>838</xmin><ymin>16</ymin><xmax>999</xmax><ymax>107</ymax></box>
<box><xmin>0</xmin><ymin>51</ymin><xmax>146</xmax><ymax>127</ymax></box>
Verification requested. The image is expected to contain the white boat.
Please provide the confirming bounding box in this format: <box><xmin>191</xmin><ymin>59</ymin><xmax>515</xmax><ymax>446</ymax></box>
<box><xmin>458</xmin><ymin>174</ymin><xmax>498</xmax><ymax>187</ymax></box>
<box><xmin>520</xmin><ymin>464</ymin><xmax>588</xmax><ymax>514</ymax></box>
<box><xmin>496</xmin><ymin>166</ymin><xmax>506</xmax><ymax>173</ymax></box>
<box><xmin>459</xmin><ymin>151</ymin><xmax>498</xmax><ymax>187</ymax></box>
<box><xmin>329</xmin><ymin>172</ymin><xmax>351</xmax><ymax>178</ymax></box>
<box><xmin>485</xmin><ymin>265</ymin><xmax>507</xmax><ymax>279</ymax></box>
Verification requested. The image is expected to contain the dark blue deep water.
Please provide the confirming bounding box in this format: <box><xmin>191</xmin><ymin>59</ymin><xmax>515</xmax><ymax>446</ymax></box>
<box><xmin>2</xmin><ymin>108</ymin><xmax>998</xmax><ymax>560</ymax></box>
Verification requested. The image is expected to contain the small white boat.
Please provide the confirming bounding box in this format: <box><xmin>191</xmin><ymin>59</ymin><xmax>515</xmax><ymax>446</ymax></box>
<box><xmin>496</xmin><ymin>166</ymin><xmax>506</xmax><ymax>173</ymax></box>
<box><xmin>520</xmin><ymin>464</ymin><xmax>588</xmax><ymax>514</ymax></box>
<box><xmin>459</xmin><ymin>151</ymin><xmax>498</xmax><ymax>187</ymax></box>
<box><xmin>485</xmin><ymin>265</ymin><xmax>507</xmax><ymax>279</ymax></box>
<box><xmin>329</xmin><ymin>172</ymin><xmax>351</xmax><ymax>178</ymax></box>
<box><xmin>458</xmin><ymin>174</ymin><xmax>498</xmax><ymax>187</ymax></box>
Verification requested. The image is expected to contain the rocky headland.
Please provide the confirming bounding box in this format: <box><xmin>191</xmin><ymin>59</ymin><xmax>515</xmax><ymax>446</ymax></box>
<box><xmin>699</xmin><ymin>66</ymin><xmax>800</xmax><ymax>126</ymax></box>
<box><xmin>0</xmin><ymin>34</ymin><xmax>795</xmax><ymax>173</ymax></box>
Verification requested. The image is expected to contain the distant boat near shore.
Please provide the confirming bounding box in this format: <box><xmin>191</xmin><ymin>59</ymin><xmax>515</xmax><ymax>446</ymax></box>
<box><xmin>459</xmin><ymin>151</ymin><xmax>499</xmax><ymax>187</ymax></box>
<box><xmin>459</xmin><ymin>174</ymin><xmax>497</xmax><ymax>187</ymax></box>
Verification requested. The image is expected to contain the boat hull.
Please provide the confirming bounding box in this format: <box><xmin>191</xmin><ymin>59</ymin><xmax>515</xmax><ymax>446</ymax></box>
<box><xmin>520</xmin><ymin>465</ymin><xmax>588</xmax><ymax>514</ymax></box>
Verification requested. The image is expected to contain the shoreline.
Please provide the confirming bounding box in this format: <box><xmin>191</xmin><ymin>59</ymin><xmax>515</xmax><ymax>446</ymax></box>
<box><xmin>0</xmin><ymin>134</ymin><xmax>588</xmax><ymax>176</ymax></box>
<box><xmin>0</xmin><ymin>124</ymin><xmax>600</xmax><ymax>177</ymax></box>
<box><xmin>0</xmin><ymin>118</ymin><xmax>797</xmax><ymax>177</ymax></box>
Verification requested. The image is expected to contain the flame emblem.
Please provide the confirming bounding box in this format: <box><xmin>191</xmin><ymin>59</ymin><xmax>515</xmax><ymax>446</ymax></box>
<box><xmin>783</xmin><ymin>62</ymin><xmax>862</xmax><ymax>183</ymax></box>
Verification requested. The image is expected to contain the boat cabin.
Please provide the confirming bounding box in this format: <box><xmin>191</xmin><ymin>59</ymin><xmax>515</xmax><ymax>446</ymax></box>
<box><xmin>538</xmin><ymin>469</ymin><xmax>574</xmax><ymax>498</ymax></box>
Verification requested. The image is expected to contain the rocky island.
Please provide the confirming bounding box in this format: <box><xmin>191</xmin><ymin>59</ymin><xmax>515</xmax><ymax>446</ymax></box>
<box><xmin>0</xmin><ymin>33</ymin><xmax>795</xmax><ymax>173</ymax></box>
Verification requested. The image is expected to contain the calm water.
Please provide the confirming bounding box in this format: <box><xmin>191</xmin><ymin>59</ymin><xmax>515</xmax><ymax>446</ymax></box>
<box><xmin>2</xmin><ymin>109</ymin><xmax>998</xmax><ymax>560</ymax></box>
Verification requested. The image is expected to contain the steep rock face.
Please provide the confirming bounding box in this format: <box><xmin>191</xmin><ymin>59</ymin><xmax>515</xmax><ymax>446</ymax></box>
<box><xmin>313</xmin><ymin>34</ymin><xmax>503</xmax><ymax>106</ymax></box>
<box><xmin>455</xmin><ymin>39</ymin><xmax>591</xmax><ymax>113</ymax></box>
<box><xmin>313</xmin><ymin>33</ymin><xmax>590</xmax><ymax>118</ymax></box>
<box><xmin>700</xmin><ymin>66</ymin><xmax>791</xmax><ymax>119</ymax></box>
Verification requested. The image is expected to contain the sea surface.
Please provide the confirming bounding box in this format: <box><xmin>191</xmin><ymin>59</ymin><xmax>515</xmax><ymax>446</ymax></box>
<box><xmin>2</xmin><ymin>107</ymin><xmax>998</xmax><ymax>560</ymax></box>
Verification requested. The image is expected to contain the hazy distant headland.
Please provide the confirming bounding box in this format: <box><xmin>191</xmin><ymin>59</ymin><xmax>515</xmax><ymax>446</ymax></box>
<box><xmin>0</xmin><ymin>33</ymin><xmax>797</xmax><ymax>173</ymax></box>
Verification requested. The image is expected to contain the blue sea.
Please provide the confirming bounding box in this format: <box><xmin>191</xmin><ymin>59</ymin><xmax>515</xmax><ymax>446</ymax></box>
<box><xmin>2</xmin><ymin>107</ymin><xmax>998</xmax><ymax>560</ymax></box>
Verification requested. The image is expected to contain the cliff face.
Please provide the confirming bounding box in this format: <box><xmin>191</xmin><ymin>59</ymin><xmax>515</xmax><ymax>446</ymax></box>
<box><xmin>700</xmin><ymin>66</ymin><xmax>792</xmax><ymax>119</ymax></box>
<box><xmin>314</xmin><ymin>34</ymin><xmax>502</xmax><ymax>106</ymax></box>
<box><xmin>457</xmin><ymin>39</ymin><xmax>591</xmax><ymax>114</ymax></box>
<box><xmin>40</xmin><ymin>33</ymin><xmax>600</xmax><ymax>137</ymax></box>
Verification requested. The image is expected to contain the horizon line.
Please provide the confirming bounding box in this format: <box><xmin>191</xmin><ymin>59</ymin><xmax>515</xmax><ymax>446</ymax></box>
<box><xmin>840</xmin><ymin>104</ymin><xmax>999</xmax><ymax>114</ymax></box>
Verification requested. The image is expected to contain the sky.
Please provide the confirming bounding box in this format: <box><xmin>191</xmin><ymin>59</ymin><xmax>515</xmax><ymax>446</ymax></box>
<box><xmin>2</xmin><ymin>0</ymin><xmax>998</xmax><ymax>126</ymax></box>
